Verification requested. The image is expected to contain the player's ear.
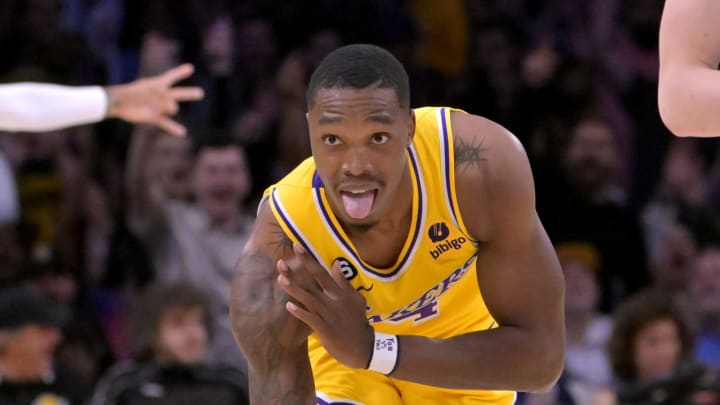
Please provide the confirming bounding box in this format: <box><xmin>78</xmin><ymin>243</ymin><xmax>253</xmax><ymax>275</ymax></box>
<box><xmin>407</xmin><ymin>109</ymin><xmax>416</xmax><ymax>146</ymax></box>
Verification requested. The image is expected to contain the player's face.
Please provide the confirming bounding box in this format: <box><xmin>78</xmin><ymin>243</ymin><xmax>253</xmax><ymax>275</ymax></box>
<box><xmin>307</xmin><ymin>87</ymin><xmax>414</xmax><ymax>227</ymax></box>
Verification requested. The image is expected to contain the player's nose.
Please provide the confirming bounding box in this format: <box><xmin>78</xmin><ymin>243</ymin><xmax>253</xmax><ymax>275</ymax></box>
<box><xmin>341</xmin><ymin>147</ymin><xmax>372</xmax><ymax>176</ymax></box>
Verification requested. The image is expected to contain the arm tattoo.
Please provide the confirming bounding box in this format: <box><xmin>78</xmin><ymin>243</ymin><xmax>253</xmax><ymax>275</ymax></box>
<box><xmin>231</xmin><ymin>251</ymin><xmax>315</xmax><ymax>404</ymax></box>
<box><xmin>454</xmin><ymin>137</ymin><xmax>488</xmax><ymax>173</ymax></box>
<box><xmin>268</xmin><ymin>222</ymin><xmax>294</xmax><ymax>255</ymax></box>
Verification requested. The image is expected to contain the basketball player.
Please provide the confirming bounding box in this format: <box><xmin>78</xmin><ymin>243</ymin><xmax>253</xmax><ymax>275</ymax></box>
<box><xmin>231</xmin><ymin>44</ymin><xmax>565</xmax><ymax>404</ymax></box>
<box><xmin>659</xmin><ymin>0</ymin><xmax>720</xmax><ymax>137</ymax></box>
<box><xmin>0</xmin><ymin>64</ymin><xmax>203</xmax><ymax>136</ymax></box>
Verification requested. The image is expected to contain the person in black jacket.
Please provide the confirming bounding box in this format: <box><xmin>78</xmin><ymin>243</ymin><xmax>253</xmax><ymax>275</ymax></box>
<box><xmin>608</xmin><ymin>289</ymin><xmax>720</xmax><ymax>405</ymax></box>
<box><xmin>90</xmin><ymin>282</ymin><xmax>248</xmax><ymax>405</ymax></box>
<box><xmin>0</xmin><ymin>286</ymin><xmax>86</xmax><ymax>405</ymax></box>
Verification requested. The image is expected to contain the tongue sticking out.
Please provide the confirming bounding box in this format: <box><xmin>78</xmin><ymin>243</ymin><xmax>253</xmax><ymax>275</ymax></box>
<box><xmin>341</xmin><ymin>191</ymin><xmax>375</xmax><ymax>219</ymax></box>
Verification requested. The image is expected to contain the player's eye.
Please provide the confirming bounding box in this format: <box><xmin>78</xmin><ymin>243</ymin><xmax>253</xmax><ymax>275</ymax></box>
<box><xmin>371</xmin><ymin>133</ymin><xmax>390</xmax><ymax>144</ymax></box>
<box><xmin>323</xmin><ymin>135</ymin><xmax>342</xmax><ymax>145</ymax></box>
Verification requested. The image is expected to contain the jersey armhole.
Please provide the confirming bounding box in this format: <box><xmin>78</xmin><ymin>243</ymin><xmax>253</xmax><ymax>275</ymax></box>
<box><xmin>440</xmin><ymin>107</ymin><xmax>478</xmax><ymax>244</ymax></box>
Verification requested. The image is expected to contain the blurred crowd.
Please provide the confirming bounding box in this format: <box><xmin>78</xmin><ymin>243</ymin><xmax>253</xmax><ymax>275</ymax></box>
<box><xmin>0</xmin><ymin>0</ymin><xmax>719</xmax><ymax>404</ymax></box>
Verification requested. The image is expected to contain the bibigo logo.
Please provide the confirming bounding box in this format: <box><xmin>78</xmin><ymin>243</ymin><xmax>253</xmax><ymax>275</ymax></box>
<box><xmin>427</xmin><ymin>222</ymin><xmax>466</xmax><ymax>259</ymax></box>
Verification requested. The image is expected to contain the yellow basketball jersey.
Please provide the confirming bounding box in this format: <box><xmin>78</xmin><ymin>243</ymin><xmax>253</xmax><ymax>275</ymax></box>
<box><xmin>267</xmin><ymin>107</ymin><xmax>515</xmax><ymax>403</ymax></box>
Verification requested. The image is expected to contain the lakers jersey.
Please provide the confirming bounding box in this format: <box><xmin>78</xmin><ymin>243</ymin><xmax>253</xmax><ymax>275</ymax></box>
<box><xmin>267</xmin><ymin>107</ymin><xmax>515</xmax><ymax>403</ymax></box>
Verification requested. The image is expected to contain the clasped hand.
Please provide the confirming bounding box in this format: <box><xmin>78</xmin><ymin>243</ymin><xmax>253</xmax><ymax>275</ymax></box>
<box><xmin>277</xmin><ymin>244</ymin><xmax>374</xmax><ymax>369</ymax></box>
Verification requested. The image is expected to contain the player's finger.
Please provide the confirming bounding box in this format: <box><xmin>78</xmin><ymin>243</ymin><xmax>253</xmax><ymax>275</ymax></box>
<box><xmin>277</xmin><ymin>259</ymin><xmax>291</xmax><ymax>273</ymax></box>
<box><xmin>159</xmin><ymin>63</ymin><xmax>195</xmax><ymax>86</ymax></box>
<box><xmin>278</xmin><ymin>273</ymin><xmax>328</xmax><ymax>315</ymax></box>
<box><xmin>155</xmin><ymin>117</ymin><xmax>186</xmax><ymax>137</ymax></box>
<box><xmin>330</xmin><ymin>260</ymin><xmax>352</xmax><ymax>290</ymax></box>
<box><xmin>170</xmin><ymin>86</ymin><xmax>204</xmax><ymax>101</ymax></box>
<box><xmin>277</xmin><ymin>259</ymin><xmax>322</xmax><ymax>293</ymax></box>
<box><xmin>293</xmin><ymin>243</ymin><xmax>338</xmax><ymax>293</ymax></box>
<box><xmin>286</xmin><ymin>301</ymin><xmax>324</xmax><ymax>332</ymax></box>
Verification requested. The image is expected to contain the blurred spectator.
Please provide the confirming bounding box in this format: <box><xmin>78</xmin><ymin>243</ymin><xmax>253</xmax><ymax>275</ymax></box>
<box><xmin>541</xmin><ymin>115</ymin><xmax>649</xmax><ymax>312</ymax></box>
<box><xmin>272</xmin><ymin>30</ymin><xmax>341</xmax><ymax>179</ymax></box>
<box><xmin>130</xmin><ymin>126</ymin><xmax>193</xmax><ymax>203</ymax></box>
<box><xmin>25</xmin><ymin>257</ymin><xmax>115</xmax><ymax>391</ymax></box>
<box><xmin>225</xmin><ymin>18</ymin><xmax>283</xmax><ymax>201</ymax></box>
<box><xmin>691</xmin><ymin>247</ymin><xmax>720</xmax><ymax>368</ymax></box>
<box><xmin>524</xmin><ymin>242</ymin><xmax>613</xmax><ymax>405</ymax></box>
<box><xmin>138</xmin><ymin>31</ymin><xmax>182</xmax><ymax>78</ymax></box>
<box><xmin>0</xmin><ymin>224</ymin><xmax>24</xmax><ymax>286</ymax></box>
<box><xmin>126</xmin><ymin>129</ymin><xmax>252</xmax><ymax>369</ymax></box>
<box><xmin>10</xmin><ymin>131</ymin><xmax>67</xmax><ymax>265</ymax></box>
<box><xmin>644</xmin><ymin>138</ymin><xmax>720</xmax><ymax>251</ymax></box>
<box><xmin>648</xmin><ymin>223</ymin><xmax>697</xmax><ymax>294</ymax></box>
<box><xmin>90</xmin><ymin>282</ymin><xmax>248</xmax><ymax>405</ymax></box>
<box><xmin>0</xmin><ymin>149</ymin><xmax>18</xmax><ymax>225</ymax></box>
<box><xmin>0</xmin><ymin>286</ymin><xmax>85</xmax><ymax>405</ymax></box>
<box><xmin>0</xmin><ymin>0</ymin><xmax>87</xmax><ymax>84</ymax></box>
<box><xmin>189</xmin><ymin>16</ymin><xmax>247</xmax><ymax>132</ymax></box>
<box><xmin>608</xmin><ymin>289</ymin><xmax>720</xmax><ymax>404</ymax></box>
<box><xmin>610</xmin><ymin>0</ymin><xmax>673</xmax><ymax>208</ymax></box>
<box><xmin>86</xmin><ymin>0</ymin><xmax>125</xmax><ymax>83</ymax></box>
<box><xmin>409</xmin><ymin>0</ymin><xmax>468</xmax><ymax>105</ymax></box>
<box><xmin>460</xmin><ymin>21</ymin><xmax>524</xmax><ymax>124</ymax></box>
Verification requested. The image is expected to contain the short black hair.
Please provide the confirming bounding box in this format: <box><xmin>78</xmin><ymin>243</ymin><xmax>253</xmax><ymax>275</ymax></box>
<box><xmin>306</xmin><ymin>44</ymin><xmax>410</xmax><ymax>109</ymax></box>
<box><xmin>191</xmin><ymin>132</ymin><xmax>244</xmax><ymax>158</ymax></box>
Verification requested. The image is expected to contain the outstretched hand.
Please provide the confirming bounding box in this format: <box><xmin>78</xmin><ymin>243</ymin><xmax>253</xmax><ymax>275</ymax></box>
<box><xmin>105</xmin><ymin>64</ymin><xmax>204</xmax><ymax>136</ymax></box>
<box><xmin>277</xmin><ymin>244</ymin><xmax>374</xmax><ymax>369</ymax></box>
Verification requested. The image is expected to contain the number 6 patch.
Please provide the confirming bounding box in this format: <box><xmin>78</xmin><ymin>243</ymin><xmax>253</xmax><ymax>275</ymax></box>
<box><xmin>332</xmin><ymin>257</ymin><xmax>358</xmax><ymax>280</ymax></box>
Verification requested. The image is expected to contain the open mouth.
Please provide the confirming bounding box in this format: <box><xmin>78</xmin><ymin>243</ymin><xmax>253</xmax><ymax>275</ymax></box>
<box><xmin>340</xmin><ymin>189</ymin><xmax>377</xmax><ymax>219</ymax></box>
<box><xmin>171</xmin><ymin>170</ymin><xmax>187</xmax><ymax>182</ymax></box>
<box><xmin>209</xmin><ymin>188</ymin><xmax>233</xmax><ymax>202</ymax></box>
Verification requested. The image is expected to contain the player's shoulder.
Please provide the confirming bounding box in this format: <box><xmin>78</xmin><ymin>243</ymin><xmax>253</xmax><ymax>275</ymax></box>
<box><xmin>450</xmin><ymin>111</ymin><xmax>529</xmax><ymax>183</ymax></box>
<box><xmin>450</xmin><ymin>110</ymin><xmax>535</xmax><ymax>240</ymax></box>
<box><xmin>451</xmin><ymin>111</ymin><xmax>521</xmax><ymax>148</ymax></box>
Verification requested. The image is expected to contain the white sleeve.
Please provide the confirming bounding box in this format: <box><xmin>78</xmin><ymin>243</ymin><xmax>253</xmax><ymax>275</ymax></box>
<box><xmin>0</xmin><ymin>83</ymin><xmax>108</xmax><ymax>132</ymax></box>
<box><xmin>0</xmin><ymin>151</ymin><xmax>18</xmax><ymax>225</ymax></box>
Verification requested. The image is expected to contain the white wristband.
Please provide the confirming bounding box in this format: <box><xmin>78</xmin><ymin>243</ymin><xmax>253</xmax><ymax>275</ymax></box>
<box><xmin>367</xmin><ymin>332</ymin><xmax>399</xmax><ymax>375</ymax></box>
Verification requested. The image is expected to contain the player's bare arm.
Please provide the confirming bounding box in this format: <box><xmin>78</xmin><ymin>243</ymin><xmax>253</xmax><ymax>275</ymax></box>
<box><xmin>385</xmin><ymin>112</ymin><xmax>564</xmax><ymax>391</ymax></box>
<box><xmin>279</xmin><ymin>112</ymin><xmax>565</xmax><ymax>392</ymax></box>
<box><xmin>658</xmin><ymin>0</ymin><xmax>720</xmax><ymax>137</ymax></box>
<box><xmin>230</xmin><ymin>200</ymin><xmax>315</xmax><ymax>405</ymax></box>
